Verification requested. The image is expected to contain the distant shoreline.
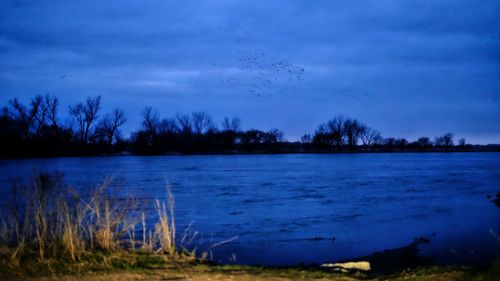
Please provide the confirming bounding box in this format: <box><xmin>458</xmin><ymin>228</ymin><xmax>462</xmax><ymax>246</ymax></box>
<box><xmin>1</xmin><ymin>144</ymin><xmax>498</xmax><ymax>160</ymax></box>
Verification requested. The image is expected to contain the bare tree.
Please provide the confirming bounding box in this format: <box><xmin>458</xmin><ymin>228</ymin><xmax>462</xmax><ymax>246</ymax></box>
<box><xmin>325</xmin><ymin>116</ymin><xmax>345</xmax><ymax>146</ymax></box>
<box><xmin>43</xmin><ymin>95</ymin><xmax>59</xmax><ymax>127</ymax></box>
<box><xmin>434</xmin><ymin>133</ymin><xmax>454</xmax><ymax>147</ymax></box>
<box><xmin>301</xmin><ymin>134</ymin><xmax>312</xmax><ymax>143</ymax></box>
<box><xmin>360</xmin><ymin>127</ymin><xmax>381</xmax><ymax>146</ymax></box>
<box><xmin>384</xmin><ymin>137</ymin><xmax>397</xmax><ymax>146</ymax></box>
<box><xmin>8</xmin><ymin>98</ymin><xmax>34</xmax><ymax>139</ymax></box>
<box><xmin>395</xmin><ymin>138</ymin><xmax>408</xmax><ymax>147</ymax></box>
<box><xmin>97</xmin><ymin>109</ymin><xmax>126</xmax><ymax>145</ymax></box>
<box><xmin>443</xmin><ymin>133</ymin><xmax>454</xmax><ymax>147</ymax></box>
<box><xmin>176</xmin><ymin>113</ymin><xmax>192</xmax><ymax>133</ymax></box>
<box><xmin>83</xmin><ymin>96</ymin><xmax>101</xmax><ymax>143</ymax></box>
<box><xmin>69</xmin><ymin>96</ymin><xmax>101</xmax><ymax>144</ymax></box>
<box><xmin>110</xmin><ymin>109</ymin><xmax>126</xmax><ymax>141</ymax></box>
<box><xmin>141</xmin><ymin>107</ymin><xmax>160</xmax><ymax>137</ymax></box>
<box><xmin>222</xmin><ymin>116</ymin><xmax>241</xmax><ymax>132</ymax></box>
<box><xmin>69</xmin><ymin>103</ymin><xmax>85</xmax><ymax>143</ymax></box>
<box><xmin>158</xmin><ymin>118</ymin><xmax>178</xmax><ymax>134</ymax></box>
<box><xmin>416</xmin><ymin>137</ymin><xmax>431</xmax><ymax>148</ymax></box>
<box><xmin>8</xmin><ymin>95</ymin><xmax>52</xmax><ymax>139</ymax></box>
<box><xmin>30</xmin><ymin>95</ymin><xmax>47</xmax><ymax>137</ymax></box>
<box><xmin>458</xmin><ymin>138</ymin><xmax>466</xmax><ymax>146</ymax></box>
<box><xmin>191</xmin><ymin>112</ymin><xmax>213</xmax><ymax>134</ymax></box>
<box><xmin>265</xmin><ymin>129</ymin><xmax>285</xmax><ymax>144</ymax></box>
<box><xmin>343</xmin><ymin>118</ymin><xmax>366</xmax><ymax>146</ymax></box>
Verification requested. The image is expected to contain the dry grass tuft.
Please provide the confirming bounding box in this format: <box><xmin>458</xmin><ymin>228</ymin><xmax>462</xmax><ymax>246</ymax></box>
<box><xmin>0</xmin><ymin>172</ymin><xmax>190</xmax><ymax>273</ymax></box>
<box><xmin>154</xmin><ymin>187</ymin><xmax>176</xmax><ymax>255</ymax></box>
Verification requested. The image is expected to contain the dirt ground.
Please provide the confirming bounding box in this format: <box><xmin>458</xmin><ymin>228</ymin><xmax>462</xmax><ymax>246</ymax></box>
<box><xmin>4</xmin><ymin>267</ymin><xmax>478</xmax><ymax>281</ymax></box>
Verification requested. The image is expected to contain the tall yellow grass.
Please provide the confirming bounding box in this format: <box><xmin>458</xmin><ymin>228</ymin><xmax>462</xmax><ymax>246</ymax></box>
<box><xmin>0</xmin><ymin>172</ymin><xmax>179</xmax><ymax>265</ymax></box>
<box><xmin>154</xmin><ymin>187</ymin><xmax>176</xmax><ymax>254</ymax></box>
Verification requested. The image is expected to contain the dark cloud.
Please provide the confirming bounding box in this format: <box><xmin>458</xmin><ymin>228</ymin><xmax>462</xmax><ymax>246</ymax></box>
<box><xmin>1</xmin><ymin>0</ymin><xmax>499</xmax><ymax>143</ymax></box>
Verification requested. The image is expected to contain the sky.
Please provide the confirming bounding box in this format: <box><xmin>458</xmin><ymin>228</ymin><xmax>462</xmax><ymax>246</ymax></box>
<box><xmin>1</xmin><ymin>0</ymin><xmax>499</xmax><ymax>143</ymax></box>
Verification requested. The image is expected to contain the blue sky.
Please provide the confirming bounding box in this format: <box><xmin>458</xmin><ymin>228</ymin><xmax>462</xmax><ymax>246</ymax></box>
<box><xmin>1</xmin><ymin>0</ymin><xmax>499</xmax><ymax>143</ymax></box>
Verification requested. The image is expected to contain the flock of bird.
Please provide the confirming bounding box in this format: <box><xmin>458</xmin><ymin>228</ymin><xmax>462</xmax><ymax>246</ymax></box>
<box><xmin>217</xmin><ymin>27</ymin><xmax>306</xmax><ymax>98</ymax></box>
<box><xmin>59</xmin><ymin>27</ymin><xmax>308</xmax><ymax>99</ymax></box>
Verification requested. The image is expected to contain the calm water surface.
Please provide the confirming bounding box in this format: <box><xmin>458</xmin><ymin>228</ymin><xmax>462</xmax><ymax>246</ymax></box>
<box><xmin>0</xmin><ymin>153</ymin><xmax>499</xmax><ymax>265</ymax></box>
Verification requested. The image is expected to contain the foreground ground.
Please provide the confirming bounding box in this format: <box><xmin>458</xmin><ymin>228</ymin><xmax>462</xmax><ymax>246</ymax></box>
<box><xmin>3</xmin><ymin>261</ymin><xmax>500</xmax><ymax>281</ymax></box>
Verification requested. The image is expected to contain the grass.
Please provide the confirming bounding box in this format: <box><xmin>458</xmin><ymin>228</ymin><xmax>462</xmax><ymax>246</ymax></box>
<box><xmin>2</xmin><ymin>259</ymin><xmax>498</xmax><ymax>281</ymax></box>
<box><xmin>198</xmin><ymin>260</ymin><xmax>500</xmax><ymax>281</ymax></box>
<box><xmin>0</xmin><ymin>172</ymin><xmax>195</xmax><ymax>278</ymax></box>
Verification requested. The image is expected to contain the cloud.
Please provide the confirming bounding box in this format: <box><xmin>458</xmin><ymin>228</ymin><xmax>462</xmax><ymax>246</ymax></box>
<box><xmin>0</xmin><ymin>0</ymin><xmax>499</xmax><ymax>143</ymax></box>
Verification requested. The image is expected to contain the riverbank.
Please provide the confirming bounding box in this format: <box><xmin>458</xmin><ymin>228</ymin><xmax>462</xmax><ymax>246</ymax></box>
<box><xmin>2</xmin><ymin>254</ymin><xmax>499</xmax><ymax>281</ymax></box>
<box><xmin>1</xmin><ymin>236</ymin><xmax>498</xmax><ymax>281</ymax></box>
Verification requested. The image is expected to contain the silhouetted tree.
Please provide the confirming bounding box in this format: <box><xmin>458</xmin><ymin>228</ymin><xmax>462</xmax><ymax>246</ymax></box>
<box><xmin>241</xmin><ymin>129</ymin><xmax>265</xmax><ymax>145</ymax></box>
<box><xmin>343</xmin><ymin>118</ymin><xmax>366</xmax><ymax>147</ymax></box>
<box><xmin>6</xmin><ymin>95</ymin><xmax>61</xmax><ymax>142</ymax></box>
<box><xmin>220</xmin><ymin>116</ymin><xmax>241</xmax><ymax>149</ymax></box>
<box><xmin>360</xmin><ymin>127</ymin><xmax>381</xmax><ymax>146</ymax></box>
<box><xmin>222</xmin><ymin>117</ymin><xmax>241</xmax><ymax>132</ymax></box>
<box><xmin>176</xmin><ymin>113</ymin><xmax>192</xmax><ymax>133</ymax></box>
<box><xmin>434</xmin><ymin>133</ymin><xmax>454</xmax><ymax>148</ymax></box>
<box><xmin>192</xmin><ymin>112</ymin><xmax>213</xmax><ymax>135</ymax></box>
<box><xmin>312</xmin><ymin>116</ymin><xmax>381</xmax><ymax>150</ymax></box>
<box><xmin>395</xmin><ymin>138</ymin><xmax>408</xmax><ymax>149</ymax></box>
<box><xmin>44</xmin><ymin>95</ymin><xmax>59</xmax><ymax>127</ymax></box>
<box><xmin>415</xmin><ymin>137</ymin><xmax>431</xmax><ymax>148</ymax></box>
<box><xmin>2</xmin><ymin>95</ymin><xmax>102</xmax><ymax>156</ymax></box>
<box><xmin>312</xmin><ymin>126</ymin><xmax>333</xmax><ymax>147</ymax></box>
<box><xmin>1</xmin><ymin>95</ymin><xmax>482</xmax><ymax>157</ymax></box>
<box><xmin>301</xmin><ymin>134</ymin><xmax>312</xmax><ymax>143</ymax></box>
<box><xmin>384</xmin><ymin>137</ymin><xmax>397</xmax><ymax>147</ymax></box>
<box><xmin>458</xmin><ymin>138</ymin><xmax>466</xmax><ymax>147</ymax></box>
<box><xmin>8</xmin><ymin>96</ymin><xmax>42</xmax><ymax>140</ymax></box>
<box><xmin>95</xmin><ymin>109</ymin><xmax>126</xmax><ymax>145</ymax></box>
<box><xmin>158</xmin><ymin>118</ymin><xmax>178</xmax><ymax>134</ymax></box>
<box><xmin>443</xmin><ymin>133</ymin><xmax>454</xmax><ymax>147</ymax></box>
<box><xmin>325</xmin><ymin>116</ymin><xmax>345</xmax><ymax>147</ymax></box>
<box><xmin>266</xmin><ymin>129</ymin><xmax>284</xmax><ymax>144</ymax></box>
<box><xmin>141</xmin><ymin>107</ymin><xmax>160</xmax><ymax>137</ymax></box>
<box><xmin>69</xmin><ymin>96</ymin><xmax>101</xmax><ymax>144</ymax></box>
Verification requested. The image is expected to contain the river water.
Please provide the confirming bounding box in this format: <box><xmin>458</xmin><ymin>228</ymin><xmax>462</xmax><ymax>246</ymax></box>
<box><xmin>0</xmin><ymin>153</ymin><xmax>499</xmax><ymax>266</ymax></box>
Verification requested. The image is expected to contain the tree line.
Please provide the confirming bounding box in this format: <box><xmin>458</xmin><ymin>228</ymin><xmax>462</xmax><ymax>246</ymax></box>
<box><xmin>305</xmin><ymin>115</ymin><xmax>467</xmax><ymax>152</ymax></box>
<box><xmin>0</xmin><ymin>95</ymin><xmax>489</xmax><ymax>158</ymax></box>
<box><xmin>130</xmin><ymin>107</ymin><xmax>284</xmax><ymax>154</ymax></box>
<box><xmin>0</xmin><ymin>95</ymin><xmax>128</xmax><ymax>156</ymax></box>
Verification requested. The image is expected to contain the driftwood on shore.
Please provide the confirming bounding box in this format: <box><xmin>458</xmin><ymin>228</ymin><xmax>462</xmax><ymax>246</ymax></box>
<box><xmin>321</xmin><ymin>238</ymin><xmax>432</xmax><ymax>274</ymax></box>
<box><xmin>321</xmin><ymin>261</ymin><xmax>371</xmax><ymax>272</ymax></box>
